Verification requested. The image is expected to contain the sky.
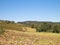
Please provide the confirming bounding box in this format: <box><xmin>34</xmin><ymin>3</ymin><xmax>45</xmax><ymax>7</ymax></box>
<box><xmin>0</xmin><ymin>0</ymin><xmax>60</xmax><ymax>22</ymax></box>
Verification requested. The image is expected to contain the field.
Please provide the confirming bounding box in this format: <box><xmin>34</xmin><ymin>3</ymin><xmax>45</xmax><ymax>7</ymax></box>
<box><xmin>0</xmin><ymin>21</ymin><xmax>60</xmax><ymax>45</ymax></box>
<box><xmin>0</xmin><ymin>30</ymin><xmax>60</xmax><ymax>45</ymax></box>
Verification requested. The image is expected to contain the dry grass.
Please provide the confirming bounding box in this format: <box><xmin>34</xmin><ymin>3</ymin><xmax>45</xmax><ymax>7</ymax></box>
<box><xmin>0</xmin><ymin>30</ymin><xmax>60</xmax><ymax>45</ymax></box>
<box><xmin>0</xmin><ymin>22</ymin><xmax>36</xmax><ymax>32</ymax></box>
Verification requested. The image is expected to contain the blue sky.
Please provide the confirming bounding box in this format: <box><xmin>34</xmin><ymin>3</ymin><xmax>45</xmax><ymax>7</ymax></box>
<box><xmin>0</xmin><ymin>0</ymin><xmax>60</xmax><ymax>22</ymax></box>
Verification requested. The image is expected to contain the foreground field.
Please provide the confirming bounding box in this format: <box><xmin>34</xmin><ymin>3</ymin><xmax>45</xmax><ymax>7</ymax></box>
<box><xmin>0</xmin><ymin>30</ymin><xmax>60</xmax><ymax>45</ymax></box>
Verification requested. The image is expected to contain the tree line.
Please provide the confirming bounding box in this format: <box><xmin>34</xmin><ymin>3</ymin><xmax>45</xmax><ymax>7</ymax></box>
<box><xmin>31</xmin><ymin>22</ymin><xmax>60</xmax><ymax>33</ymax></box>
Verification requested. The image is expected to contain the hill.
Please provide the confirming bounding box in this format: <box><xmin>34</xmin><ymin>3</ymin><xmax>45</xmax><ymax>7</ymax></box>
<box><xmin>18</xmin><ymin>21</ymin><xmax>60</xmax><ymax>33</ymax></box>
<box><xmin>0</xmin><ymin>20</ymin><xmax>36</xmax><ymax>32</ymax></box>
<box><xmin>0</xmin><ymin>20</ymin><xmax>60</xmax><ymax>45</ymax></box>
<box><xmin>0</xmin><ymin>20</ymin><xmax>60</xmax><ymax>33</ymax></box>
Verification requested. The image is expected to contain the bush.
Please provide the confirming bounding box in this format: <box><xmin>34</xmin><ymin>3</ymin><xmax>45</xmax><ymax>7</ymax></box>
<box><xmin>0</xmin><ymin>28</ymin><xmax>5</xmax><ymax>34</ymax></box>
<box><xmin>53</xmin><ymin>25</ymin><xmax>59</xmax><ymax>33</ymax></box>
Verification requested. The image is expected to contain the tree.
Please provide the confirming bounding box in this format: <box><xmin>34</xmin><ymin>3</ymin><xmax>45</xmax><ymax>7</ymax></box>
<box><xmin>31</xmin><ymin>24</ymin><xmax>37</xmax><ymax>28</ymax></box>
<box><xmin>5</xmin><ymin>20</ymin><xmax>15</xmax><ymax>24</ymax></box>
<box><xmin>53</xmin><ymin>25</ymin><xmax>59</xmax><ymax>33</ymax></box>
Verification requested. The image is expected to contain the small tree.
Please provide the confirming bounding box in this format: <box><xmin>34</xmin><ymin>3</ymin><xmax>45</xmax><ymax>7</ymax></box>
<box><xmin>31</xmin><ymin>24</ymin><xmax>37</xmax><ymax>28</ymax></box>
<box><xmin>53</xmin><ymin>25</ymin><xmax>59</xmax><ymax>33</ymax></box>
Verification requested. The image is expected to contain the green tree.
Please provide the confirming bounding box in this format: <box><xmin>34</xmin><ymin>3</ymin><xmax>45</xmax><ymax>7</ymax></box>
<box><xmin>31</xmin><ymin>24</ymin><xmax>37</xmax><ymax>28</ymax></box>
<box><xmin>53</xmin><ymin>25</ymin><xmax>59</xmax><ymax>33</ymax></box>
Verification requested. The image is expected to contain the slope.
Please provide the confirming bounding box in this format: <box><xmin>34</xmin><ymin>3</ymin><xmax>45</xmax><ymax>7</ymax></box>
<box><xmin>0</xmin><ymin>30</ymin><xmax>60</xmax><ymax>45</ymax></box>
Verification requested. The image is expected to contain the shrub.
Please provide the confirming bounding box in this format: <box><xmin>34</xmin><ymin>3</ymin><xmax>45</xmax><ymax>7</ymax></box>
<box><xmin>53</xmin><ymin>25</ymin><xmax>59</xmax><ymax>33</ymax></box>
<box><xmin>0</xmin><ymin>28</ymin><xmax>5</xmax><ymax>34</ymax></box>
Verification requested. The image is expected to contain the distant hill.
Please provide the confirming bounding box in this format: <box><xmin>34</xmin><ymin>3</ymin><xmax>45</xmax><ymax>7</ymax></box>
<box><xmin>0</xmin><ymin>20</ymin><xmax>60</xmax><ymax>33</ymax></box>
<box><xmin>18</xmin><ymin>21</ymin><xmax>60</xmax><ymax>33</ymax></box>
<box><xmin>18</xmin><ymin>21</ymin><xmax>60</xmax><ymax>26</ymax></box>
<box><xmin>0</xmin><ymin>20</ymin><xmax>36</xmax><ymax>32</ymax></box>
